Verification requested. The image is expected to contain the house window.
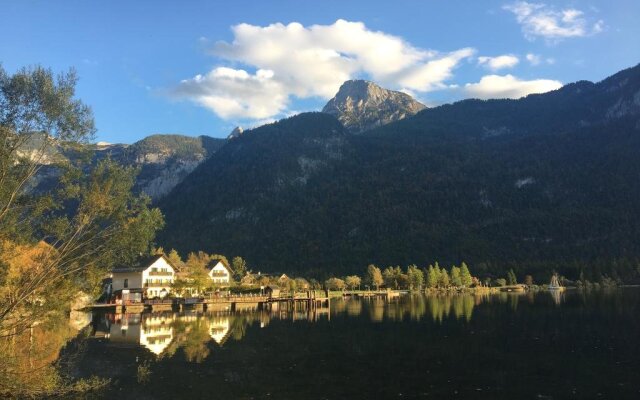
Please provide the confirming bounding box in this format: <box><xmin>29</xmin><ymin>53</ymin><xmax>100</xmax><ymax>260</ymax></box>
<box><xmin>124</xmin><ymin>279</ymin><xmax>129</xmax><ymax>288</ymax></box>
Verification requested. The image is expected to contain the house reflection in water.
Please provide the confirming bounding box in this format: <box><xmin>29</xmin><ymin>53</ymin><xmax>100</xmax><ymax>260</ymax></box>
<box><xmin>91</xmin><ymin>303</ymin><xmax>332</xmax><ymax>363</ymax></box>
<box><xmin>208</xmin><ymin>316</ymin><xmax>231</xmax><ymax>345</ymax></box>
<box><xmin>105</xmin><ymin>313</ymin><xmax>175</xmax><ymax>355</ymax></box>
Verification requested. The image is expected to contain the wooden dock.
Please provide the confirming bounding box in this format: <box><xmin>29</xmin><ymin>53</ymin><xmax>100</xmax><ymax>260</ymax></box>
<box><xmin>87</xmin><ymin>290</ymin><xmax>331</xmax><ymax>313</ymax></box>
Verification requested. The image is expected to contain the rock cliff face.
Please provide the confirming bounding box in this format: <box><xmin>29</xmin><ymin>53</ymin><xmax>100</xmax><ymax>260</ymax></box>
<box><xmin>322</xmin><ymin>80</ymin><xmax>426</xmax><ymax>133</ymax></box>
<box><xmin>110</xmin><ymin>134</ymin><xmax>226</xmax><ymax>200</ymax></box>
<box><xmin>227</xmin><ymin>126</ymin><xmax>244</xmax><ymax>139</ymax></box>
<box><xmin>28</xmin><ymin>134</ymin><xmax>226</xmax><ymax>201</ymax></box>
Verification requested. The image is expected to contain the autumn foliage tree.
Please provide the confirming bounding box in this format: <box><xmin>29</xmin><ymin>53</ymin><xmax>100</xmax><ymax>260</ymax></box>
<box><xmin>0</xmin><ymin>65</ymin><xmax>164</xmax><ymax>395</ymax></box>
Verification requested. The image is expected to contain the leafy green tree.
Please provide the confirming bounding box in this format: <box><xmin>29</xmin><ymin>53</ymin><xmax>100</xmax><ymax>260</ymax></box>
<box><xmin>0</xmin><ymin>65</ymin><xmax>163</xmax><ymax>395</ymax></box>
<box><xmin>345</xmin><ymin>275</ymin><xmax>361</xmax><ymax>290</ymax></box>
<box><xmin>382</xmin><ymin>266</ymin><xmax>395</xmax><ymax>288</ymax></box>
<box><xmin>507</xmin><ymin>269</ymin><xmax>518</xmax><ymax>285</ymax></box>
<box><xmin>167</xmin><ymin>249</ymin><xmax>184</xmax><ymax>270</ymax></box>
<box><xmin>439</xmin><ymin>269</ymin><xmax>450</xmax><ymax>288</ymax></box>
<box><xmin>295</xmin><ymin>277</ymin><xmax>309</xmax><ymax>290</ymax></box>
<box><xmin>460</xmin><ymin>262</ymin><xmax>473</xmax><ymax>287</ymax></box>
<box><xmin>426</xmin><ymin>265</ymin><xmax>439</xmax><ymax>289</ymax></box>
<box><xmin>365</xmin><ymin>264</ymin><xmax>383</xmax><ymax>290</ymax></box>
<box><xmin>286</xmin><ymin>278</ymin><xmax>297</xmax><ymax>293</ymax></box>
<box><xmin>184</xmin><ymin>252</ymin><xmax>211</xmax><ymax>295</ymax></box>
<box><xmin>395</xmin><ymin>266</ymin><xmax>409</xmax><ymax>289</ymax></box>
<box><xmin>494</xmin><ymin>278</ymin><xmax>507</xmax><ymax>287</ymax></box>
<box><xmin>407</xmin><ymin>265</ymin><xmax>424</xmax><ymax>290</ymax></box>
<box><xmin>450</xmin><ymin>266</ymin><xmax>462</xmax><ymax>287</ymax></box>
<box><xmin>231</xmin><ymin>256</ymin><xmax>247</xmax><ymax>281</ymax></box>
<box><xmin>325</xmin><ymin>277</ymin><xmax>346</xmax><ymax>291</ymax></box>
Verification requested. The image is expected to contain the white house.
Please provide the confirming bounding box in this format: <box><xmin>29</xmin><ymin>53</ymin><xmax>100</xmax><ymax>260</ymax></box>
<box><xmin>207</xmin><ymin>258</ymin><xmax>233</xmax><ymax>285</ymax></box>
<box><xmin>111</xmin><ymin>254</ymin><xmax>176</xmax><ymax>300</ymax></box>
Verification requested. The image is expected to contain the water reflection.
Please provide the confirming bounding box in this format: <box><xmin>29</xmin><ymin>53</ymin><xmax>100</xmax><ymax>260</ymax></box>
<box><xmin>91</xmin><ymin>306</ymin><xmax>333</xmax><ymax>362</ymax></box>
<box><xmin>335</xmin><ymin>293</ymin><xmax>503</xmax><ymax>324</ymax></box>
<box><xmin>67</xmin><ymin>289</ymin><xmax>640</xmax><ymax>399</ymax></box>
<box><xmin>92</xmin><ymin>291</ymin><xmax>571</xmax><ymax>361</ymax></box>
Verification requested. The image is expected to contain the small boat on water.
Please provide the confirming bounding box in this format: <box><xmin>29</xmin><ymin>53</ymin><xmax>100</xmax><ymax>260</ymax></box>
<box><xmin>548</xmin><ymin>273</ymin><xmax>565</xmax><ymax>291</ymax></box>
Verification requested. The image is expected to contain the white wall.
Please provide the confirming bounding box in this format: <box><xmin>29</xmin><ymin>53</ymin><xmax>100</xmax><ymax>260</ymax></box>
<box><xmin>112</xmin><ymin>257</ymin><xmax>176</xmax><ymax>298</ymax></box>
<box><xmin>142</xmin><ymin>258</ymin><xmax>175</xmax><ymax>298</ymax></box>
<box><xmin>112</xmin><ymin>271</ymin><xmax>142</xmax><ymax>292</ymax></box>
<box><xmin>209</xmin><ymin>261</ymin><xmax>231</xmax><ymax>284</ymax></box>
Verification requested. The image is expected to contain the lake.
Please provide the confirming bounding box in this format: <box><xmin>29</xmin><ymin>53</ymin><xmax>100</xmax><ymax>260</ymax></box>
<box><xmin>65</xmin><ymin>289</ymin><xmax>640</xmax><ymax>399</ymax></box>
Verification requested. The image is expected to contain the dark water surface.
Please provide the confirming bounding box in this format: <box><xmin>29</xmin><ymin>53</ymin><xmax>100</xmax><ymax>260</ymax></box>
<box><xmin>71</xmin><ymin>289</ymin><xmax>640</xmax><ymax>399</ymax></box>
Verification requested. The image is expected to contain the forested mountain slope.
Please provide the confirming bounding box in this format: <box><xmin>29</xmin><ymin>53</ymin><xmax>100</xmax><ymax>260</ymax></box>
<box><xmin>158</xmin><ymin>64</ymin><xmax>640</xmax><ymax>281</ymax></box>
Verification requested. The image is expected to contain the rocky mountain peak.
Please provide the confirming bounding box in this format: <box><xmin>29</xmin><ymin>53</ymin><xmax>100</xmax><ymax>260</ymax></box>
<box><xmin>322</xmin><ymin>79</ymin><xmax>426</xmax><ymax>133</ymax></box>
<box><xmin>228</xmin><ymin>126</ymin><xmax>244</xmax><ymax>139</ymax></box>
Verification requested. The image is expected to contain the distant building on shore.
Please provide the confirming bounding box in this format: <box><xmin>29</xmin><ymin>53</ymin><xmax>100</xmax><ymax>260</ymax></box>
<box><xmin>207</xmin><ymin>258</ymin><xmax>233</xmax><ymax>285</ymax></box>
<box><xmin>111</xmin><ymin>254</ymin><xmax>176</xmax><ymax>301</ymax></box>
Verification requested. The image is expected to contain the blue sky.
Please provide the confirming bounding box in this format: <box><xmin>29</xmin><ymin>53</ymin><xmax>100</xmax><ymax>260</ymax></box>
<box><xmin>1</xmin><ymin>0</ymin><xmax>638</xmax><ymax>143</ymax></box>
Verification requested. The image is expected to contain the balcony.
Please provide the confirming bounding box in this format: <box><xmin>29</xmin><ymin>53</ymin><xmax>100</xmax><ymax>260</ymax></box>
<box><xmin>148</xmin><ymin>271</ymin><xmax>173</xmax><ymax>276</ymax></box>
<box><xmin>144</xmin><ymin>282</ymin><xmax>173</xmax><ymax>288</ymax></box>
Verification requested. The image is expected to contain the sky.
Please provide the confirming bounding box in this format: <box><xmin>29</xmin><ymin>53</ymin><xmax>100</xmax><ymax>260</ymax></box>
<box><xmin>1</xmin><ymin>0</ymin><xmax>639</xmax><ymax>143</ymax></box>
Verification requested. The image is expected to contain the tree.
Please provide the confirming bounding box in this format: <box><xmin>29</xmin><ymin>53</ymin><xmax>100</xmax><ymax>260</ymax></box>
<box><xmin>365</xmin><ymin>264</ymin><xmax>383</xmax><ymax>290</ymax></box>
<box><xmin>524</xmin><ymin>275</ymin><xmax>534</xmax><ymax>286</ymax></box>
<box><xmin>507</xmin><ymin>269</ymin><xmax>518</xmax><ymax>285</ymax></box>
<box><xmin>450</xmin><ymin>266</ymin><xmax>462</xmax><ymax>287</ymax></box>
<box><xmin>231</xmin><ymin>256</ymin><xmax>247</xmax><ymax>281</ymax></box>
<box><xmin>0</xmin><ymin>65</ymin><xmax>163</xmax><ymax>395</ymax></box>
<box><xmin>439</xmin><ymin>269</ymin><xmax>450</xmax><ymax>288</ymax></box>
<box><xmin>426</xmin><ymin>265</ymin><xmax>439</xmax><ymax>289</ymax></box>
<box><xmin>407</xmin><ymin>265</ymin><xmax>424</xmax><ymax>290</ymax></box>
<box><xmin>184</xmin><ymin>252</ymin><xmax>211</xmax><ymax>295</ymax></box>
<box><xmin>345</xmin><ymin>275</ymin><xmax>361</xmax><ymax>290</ymax></box>
<box><xmin>395</xmin><ymin>266</ymin><xmax>409</xmax><ymax>289</ymax></box>
<box><xmin>295</xmin><ymin>277</ymin><xmax>309</xmax><ymax>290</ymax></box>
<box><xmin>209</xmin><ymin>254</ymin><xmax>229</xmax><ymax>267</ymax></box>
<box><xmin>460</xmin><ymin>262</ymin><xmax>473</xmax><ymax>287</ymax></box>
<box><xmin>494</xmin><ymin>278</ymin><xmax>507</xmax><ymax>287</ymax></box>
<box><xmin>382</xmin><ymin>266</ymin><xmax>396</xmax><ymax>288</ymax></box>
<box><xmin>286</xmin><ymin>278</ymin><xmax>297</xmax><ymax>293</ymax></box>
<box><xmin>166</xmin><ymin>249</ymin><xmax>184</xmax><ymax>271</ymax></box>
<box><xmin>0</xmin><ymin>65</ymin><xmax>94</xmax><ymax>245</ymax></box>
<box><xmin>325</xmin><ymin>277</ymin><xmax>346</xmax><ymax>291</ymax></box>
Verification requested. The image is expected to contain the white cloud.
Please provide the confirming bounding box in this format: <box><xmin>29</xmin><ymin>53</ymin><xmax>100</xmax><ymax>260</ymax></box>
<box><xmin>525</xmin><ymin>53</ymin><xmax>555</xmax><ymax>66</ymax></box>
<box><xmin>477</xmin><ymin>55</ymin><xmax>519</xmax><ymax>71</ymax></box>
<box><xmin>172</xmin><ymin>67</ymin><xmax>288</xmax><ymax>120</ymax></box>
<box><xmin>172</xmin><ymin>20</ymin><xmax>475</xmax><ymax>120</ymax></box>
<box><xmin>464</xmin><ymin>74</ymin><xmax>562</xmax><ymax>99</ymax></box>
<box><xmin>504</xmin><ymin>1</ymin><xmax>604</xmax><ymax>41</ymax></box>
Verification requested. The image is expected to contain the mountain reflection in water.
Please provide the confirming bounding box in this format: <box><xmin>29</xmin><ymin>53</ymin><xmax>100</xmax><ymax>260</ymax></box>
<box><xmin>91</xmin><ymin>291</ymin><xmax>561</xmax><ymax>360</ymax></box>
<box><xmin>68</xmin><ymin>289</ymin><xmax>640</xmax><ymax>399</ymax></box>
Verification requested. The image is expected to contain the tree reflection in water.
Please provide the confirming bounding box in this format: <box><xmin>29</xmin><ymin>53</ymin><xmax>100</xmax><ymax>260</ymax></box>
<box><xmin>2</xmin><ymin>291</ymin><xmax>580</xmax><ymax>396</ymax></box>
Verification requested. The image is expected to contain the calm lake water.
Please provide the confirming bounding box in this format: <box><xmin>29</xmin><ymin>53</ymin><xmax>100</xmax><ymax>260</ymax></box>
<box><xmin>67</xmin><ymin>289</ymin><xmax>640</xmax><ymax>399</ymax></box>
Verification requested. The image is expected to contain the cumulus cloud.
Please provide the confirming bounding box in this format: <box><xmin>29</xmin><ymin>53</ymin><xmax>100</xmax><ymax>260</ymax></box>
<box><xmin>464</xmin><ymin>74</ymin><xmax>562</xmax><ymax>99</ymax></box>
<box><xmin>504</xmin><ymin>1</ymin><xmax>604</xmax><ymax>41</ymax></box>
<box><xmin>173</xmin><ymin>67</ymin><xmax>288</xmax><ymax>120</ymax></box>
<box><xmin>477</xmin><ymin>55</ymin><xmax>519</xmax><ymax>71</ymax></box>
<box><xmin>172</xmin><ymin>20</ymin><xmax>475</xmax><ymax>120</ymax></box>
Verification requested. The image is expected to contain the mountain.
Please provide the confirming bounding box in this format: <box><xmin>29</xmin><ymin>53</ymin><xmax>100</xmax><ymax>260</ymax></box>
<box><xmin>112</xmin><ymin>134</ymin><xmax>225</xmax><ymax>200</ymax></box>
<box><xmin>157</xmin><ymin>64</ymin><xmax>640</xmax><ymax>281</ymax></box>
<box><xmin>227</xmin><ymin>126</ymin><xmax>244</xmax><ymax>139</ymax></box>
<box><xmin>29</xmin><ymin>134</ymin><xmax>226</xmax><ymax>200</ymax></box>
<box><xmin>322</xmin><ymin>80</ymin><xmax>426</xmax><ymax>133</ymax></box>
